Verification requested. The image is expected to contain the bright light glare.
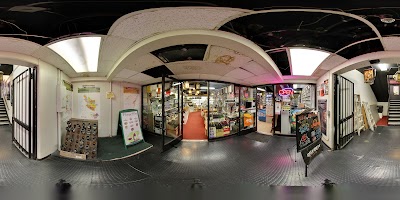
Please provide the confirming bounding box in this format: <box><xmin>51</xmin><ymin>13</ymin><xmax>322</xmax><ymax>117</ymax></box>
<box><xmin>257</xmin><ymin>87</ymin><xmax>266</xmax><ymax>91</ymax></box>
<box><xmin>48</xmin><ymin>37</ymin><xmax>101</xmax><ymax>73</ymax></box>
<box><xmin>377</xmin><ymin>63</ymin><xmax>389</xmax><ymax>71</ymax></box>
<box><xmin>289</xmin><ymin>48</ymin><xmax>330</xmax><ymax>76</ymax></box>
<box><xmin>293</xmin><ymin>84</ymin><xmax>298</xmax><ymax>89</ymax></box>
<box><xmin>200</xmin><ymin>86</ymin><xmax>215</xmax><ymax>90</ymax></box>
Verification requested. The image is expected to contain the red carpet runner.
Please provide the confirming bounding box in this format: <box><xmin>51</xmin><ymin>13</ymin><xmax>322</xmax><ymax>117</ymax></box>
<box><xmin>377</xmin><ymin>116</ymin><xmax>388</xmax><ymax>126</ymax></box>
<box><xmin>183</xmin><ymin>111</ymin><xmax>207</xmax><ymax>140</ymax></box>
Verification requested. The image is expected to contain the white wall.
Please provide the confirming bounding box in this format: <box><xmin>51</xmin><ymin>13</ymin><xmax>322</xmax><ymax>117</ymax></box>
<box><xmin>71</xmin><ymin>81</ymin><xmax>141</xmax><ymax>138</ymax></box>
<box><xmin>316</xmin><ymin>72</ymin><xmax>335</xmax><ymax>149</ymax></box>
<box><xmin>341</xmin><ymin>70</ymin><xmax>378</xmax><ymax>105</ymax></box>
<box><xmin>1</xmin><ymin>65</ymin><xmax>29</xmax><ymax>122</ymax></box>
<box><xmin>37</xmin><ymin>61</ymin><xmax>59</xmax><ymax>159</ymax></box>
<box><xmin>377</xmin><ymin>102</ymin><xmax>388</xmax><ymax>116</ymax></box>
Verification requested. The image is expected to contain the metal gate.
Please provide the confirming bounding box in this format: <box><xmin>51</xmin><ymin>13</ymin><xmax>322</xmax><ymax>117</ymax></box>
<box><xmin>334</xmin><ymin>75</ymin><xmax>355</xmax><ymax>149</ymax></box>
<box><xmin>12</xmin><ymin>68</ymin><xmax>37</xmax><ymax>159</ymax></box>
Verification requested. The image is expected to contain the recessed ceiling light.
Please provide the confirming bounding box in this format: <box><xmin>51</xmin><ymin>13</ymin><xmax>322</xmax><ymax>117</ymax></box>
<box><xmin>376</xmin><ymin>63</ymin><xmax>389</xmax><ymax>71</ymax></box>
<box><xmin>381</xmin><ymin>17</ymin><xmax>396</xmax><ymax>23</ymax></box>
<box><xmin>289</xmin><ymin>48</ymin><xmax>330</xmax><ymax>76</ymax></box>
<box><xmin>48</xmin><ymin>36</ymin><xmax>102</xmax><ymax>73</ymax></box>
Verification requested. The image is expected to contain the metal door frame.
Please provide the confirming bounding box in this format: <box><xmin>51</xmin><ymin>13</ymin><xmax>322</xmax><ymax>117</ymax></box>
<box><xmin>12</xmin><ymin>67</ymin><xmax>37</xmax><ymax>159</ymax></box>
<box><xmin>334</xmin><ymin>74</ymin><xmax>355</xmax><ymax>150</ymax></box>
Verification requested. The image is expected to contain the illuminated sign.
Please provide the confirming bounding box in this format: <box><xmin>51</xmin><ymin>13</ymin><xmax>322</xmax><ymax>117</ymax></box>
<box><xmin>279</xmin><ymin>88</ymin><xmax>294</xmax><ymax>96</ymax></box>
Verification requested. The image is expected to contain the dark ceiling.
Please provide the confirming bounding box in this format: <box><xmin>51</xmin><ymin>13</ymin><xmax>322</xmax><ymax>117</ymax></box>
<box><xmin>1</xmin><ymin>1</ymin><xmax>400</xmax><ymax>76</ymax></box>
<box><xmin>0</xmin><ymin>64</ymin><xmax>13</xmax><ymax>75</ymax></box>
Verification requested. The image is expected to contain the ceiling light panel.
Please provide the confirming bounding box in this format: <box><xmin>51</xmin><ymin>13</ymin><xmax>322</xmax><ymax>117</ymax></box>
<box><xmin>289</xmin><ymin>48</ymin><xmax>330</xmax><ymax>76</ymax></box>
<box><xmin>48</xmin><ymin>36</ymin><xmax>102</xmax><ymax>73</ymax></box>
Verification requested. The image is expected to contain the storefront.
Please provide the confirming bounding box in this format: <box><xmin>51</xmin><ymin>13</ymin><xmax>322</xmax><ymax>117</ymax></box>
<box><xmin>142</xmin><ymin>79</ymin><xmax>316</xmax><ymax>150</ymax></box>
<box><xmin>142</xmin><ymin>79</ymin><xmax>256</xmax><ymax>149</ymax></box>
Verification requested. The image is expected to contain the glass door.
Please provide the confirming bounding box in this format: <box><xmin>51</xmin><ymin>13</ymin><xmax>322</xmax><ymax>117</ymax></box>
<box><xmin>256</xmin><ymin>86</ymin><xmax>274</xmax><ymax>135</ymax></box>
<box><xmin>162</xmin><ymin>80</ymin><xmax>183</xmax><ymax>151</ymax></box>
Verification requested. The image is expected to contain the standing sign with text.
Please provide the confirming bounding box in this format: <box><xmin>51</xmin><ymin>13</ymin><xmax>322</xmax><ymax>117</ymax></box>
<box><xmin>296</xmin><ymin>111</ymin><xmax>323</xmax><ymax>176</ymax></box>
<box><xmin>118</xmin><ymin>109</ymin><xmax>144</xmax><ymax>147</ymax></box>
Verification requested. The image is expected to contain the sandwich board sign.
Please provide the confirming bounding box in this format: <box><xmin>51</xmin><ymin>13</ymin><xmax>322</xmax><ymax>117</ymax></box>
<box><xmin>118</xmin><ymin>109</ymin><xmax>144</xmax><ymax>148</ymax></box>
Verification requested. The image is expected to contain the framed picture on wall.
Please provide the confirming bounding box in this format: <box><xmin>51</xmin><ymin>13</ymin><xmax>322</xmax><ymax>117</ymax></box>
<box><xmin>364</xmin><ymin>68</ymin><xmax>376</xmax><ymax>84</ymax></box>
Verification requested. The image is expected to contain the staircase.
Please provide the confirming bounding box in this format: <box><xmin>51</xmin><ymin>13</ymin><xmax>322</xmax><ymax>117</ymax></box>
<box><xmin>388</xmin><ymin>100</ymin><xmax>400</xmax><ymax>126</ymax></box>
<box><xmin>0</xmin><ymin>98</ymin><xmax>10</xmax><ymax>126</ymax></box>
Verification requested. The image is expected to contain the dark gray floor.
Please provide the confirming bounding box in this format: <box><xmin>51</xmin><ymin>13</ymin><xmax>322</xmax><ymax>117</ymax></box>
<box><xmin>1</xmin><ymin>125</ymin><xmax>400</xmax><ymax>190</ymax></box>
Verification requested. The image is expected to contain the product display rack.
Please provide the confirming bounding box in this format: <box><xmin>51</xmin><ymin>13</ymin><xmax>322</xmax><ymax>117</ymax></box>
<box><xmin>61</xmin><ymin>118</ymin><xmax>98</xmax><ymax>160</ymax></box>
<box><xmin>301</xmin><ymin>85</ymin><xmax>315</xmax><ymax>108</ymax></box>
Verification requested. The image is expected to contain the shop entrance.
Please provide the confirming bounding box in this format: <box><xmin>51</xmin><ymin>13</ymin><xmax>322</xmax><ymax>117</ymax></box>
<box><xmin>334</xmin><ymin>75</ymin><xmax>355</xmax><ymax>149</ymax></box>
<box><xmin>256</xmin><ymin>85</ymin><xmax>274</xmax><ymax>135</ymax></box>
<box><xmin>12</xmin><ymin>67</ymin><xmax>37</xmax><ymax>159</ymax></box>
<box><xmin>274</xmin><ymin>84</ymin><xmax>316</xmax><ymax>135</ymax></box>
<box><xmin>182</xmin><ymin>81</ymin><xmax>208</xmax><ymax>140</ymax></box>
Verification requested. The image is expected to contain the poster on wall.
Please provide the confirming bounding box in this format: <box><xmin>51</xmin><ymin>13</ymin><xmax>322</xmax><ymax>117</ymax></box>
<box><xmin>394</xmin><ymin>86</ymin><xmax>399</xmax><ymax>95</ymax></box>
<box><xmin>61</xmin><ymin>80</ymin><xmax>73</xmax><ymax>122</ymax></box>
<box><xmin>118</xmin><ymin>109</ymin><xmax>144</xmax><ymax>147</ymax></box>
<box><xmin>123</xmin><ymin>87</ymin><xmax>140</xmax><ymax>109</ymax></box>
<box><xmin>78</xmin><ymin>86</ymin><xmax>100</xmax><ymax>119</ymax></box>
<box><xmin>318</xmin><ymin>100</ymin><xmax>327</xmax><ymax>136</ymax></box>
<box><xmin>364</xmin><ymin>68</ymin><xmax>376</xmax><ymax>84</ymax></box>
<box><xmin>275</xmin><ymin>102</ymin><xmax>282</xmax><ymax>114</ymax></box>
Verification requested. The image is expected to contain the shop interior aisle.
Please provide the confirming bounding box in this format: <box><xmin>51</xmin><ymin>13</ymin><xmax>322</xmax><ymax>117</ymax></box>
<box><xmin>183</xmin><ymin>111</ymin><xmax>207</xmax><ymax>140</ymax></box>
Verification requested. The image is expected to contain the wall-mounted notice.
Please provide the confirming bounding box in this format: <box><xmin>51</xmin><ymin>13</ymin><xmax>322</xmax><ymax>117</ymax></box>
<box><xmin>119</xmin><ymin>109</ymin><xmax>144</xmax><ymax>147</ymax></box>
<box><xmin>123</xmin><ymin>87</ymin><xmax>140</xmax><ymax>109</ymax></box>
<box><xmin>61</xmin><ymin>80</ymin><xmax>73</xmax><ymax>122</ymax></box>
<box><xmin>275</xmin><ymin>102</ymin><xmax>282</xmax><ymax>114</ymax></box>
<box><xmin>78</xmin><ymin>86</ymin><xmax>100</xmax><ymax>119</ymax></box>
<box><xmin>394</xmin><ymin>86</ymin><xmax>399</xmax><ymax>96</ymax></box>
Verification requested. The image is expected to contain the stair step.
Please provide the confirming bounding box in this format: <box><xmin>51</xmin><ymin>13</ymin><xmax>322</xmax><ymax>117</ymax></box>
<box><xmin>0</xmin><ymin>122</ymin><xmax>9</xmax><ymax>126</ymax></box>
<box><xmin>388</xmin><ymin>122</ymin><xmax>400</xmax><ymax>126</ymax></box>
<box><xmin>388</xmin><ymin>118</ymin><xmax>400</xmax><ymax>121</ymax></box>
<box><xmin>389</xmin><ymin>114</ymin><xmax>400</xmax><ymax>117</ymax></box>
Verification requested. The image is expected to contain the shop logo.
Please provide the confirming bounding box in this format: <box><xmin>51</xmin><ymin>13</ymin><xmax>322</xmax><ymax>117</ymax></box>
<box><xmin>279</xmin><ymin>88</ymin><xmax>294</xmax><ymax>96</ymax></box>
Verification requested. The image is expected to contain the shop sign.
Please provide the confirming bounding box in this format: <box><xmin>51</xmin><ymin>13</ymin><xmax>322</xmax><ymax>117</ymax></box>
<box><xmin>279</xmin><ymin>88</ymin><xmax>294</xmax><ymax>97</ymax></box>
<box><xmin>282</xmin><ymin>105</ymin><xmax>291</xmax><ymax>111</ymax></box>
<box><xmin>295</xmin><ymin>112</ymin><xmax>322</xmax><ymax>152</ymax></box>
<box><xmin>300</xmin><ymin>138</ymin><xmax>323</xmax><ymax>165</ymax></box>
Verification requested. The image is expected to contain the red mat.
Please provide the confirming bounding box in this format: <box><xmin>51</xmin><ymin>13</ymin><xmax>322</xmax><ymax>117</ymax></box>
<box><xmin>376</xmin><ymin>116</ymin><xmax>388</xmax><ymax>126</ymax></box>
<box><xmin>183</xmin><ymin>111</ymin><xmax>207</xmax><ymax>140</ymax></box>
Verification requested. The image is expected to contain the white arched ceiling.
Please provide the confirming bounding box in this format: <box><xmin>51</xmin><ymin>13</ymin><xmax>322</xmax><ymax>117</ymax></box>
<box><xmin>108</xmin><ymin>7</ymin><xmax>249</xmax><ymax>41</ymax></box>
<box><xmin>108</xmin><ymin>29</ymin><xmax>283</xmax><ymax>85</ymax></box>
<box><xmin>0</xmin><ymin>37</ymin><xmax>76</xmax><ymax>75</ymax></box>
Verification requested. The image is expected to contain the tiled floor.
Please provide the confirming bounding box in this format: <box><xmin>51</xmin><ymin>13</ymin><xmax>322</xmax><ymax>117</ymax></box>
<box><xmin>0</xmin><ymin>125</ymin><xmax>400</xmax><ymax>191</ymax></box>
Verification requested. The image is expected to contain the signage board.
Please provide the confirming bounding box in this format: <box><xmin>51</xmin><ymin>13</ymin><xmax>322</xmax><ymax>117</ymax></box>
<box><xmin>118</xmin><ymin>109</ymin><xmax>144</xmax><ymax>147</ymax></box>
<box><xmin>296</xmin><ymin>112</ymin><xmax>322</xmax><ymax>152</ymax></box>
<box><xmin>300</xmin><ymin>138</ymin><xmax>323</xmax><ymax>165</ymax></box>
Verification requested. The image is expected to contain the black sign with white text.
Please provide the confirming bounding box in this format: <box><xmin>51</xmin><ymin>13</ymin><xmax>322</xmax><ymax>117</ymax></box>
<box><xmin>301</xmin><ymin>138</ymin><xmax>323</xmax><ymax>165</ymax></box>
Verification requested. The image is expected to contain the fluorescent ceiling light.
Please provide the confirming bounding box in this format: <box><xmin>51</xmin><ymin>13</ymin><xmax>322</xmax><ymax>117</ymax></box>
<box><xmin>289</xmin><ymin>48</ymin><xmax>330</xmax><ymax>76</ymax></box>
<box><xmin>376</xmin><ymin>63</ymin><xmax>389</xmax><ymax>71</ymax></box>
<box><xmin>257</xmin><ymin>87</ymin><xmax>266</xmax><ymax>91</ymax></box>
<box><xmin>293</xmin><ymin>84</ymin><xmax>298</xmax><ymax>89</ymax></box>
<box><xmin>48</xmin><ymin>36</ymin><xmax>101</xmax><ymax>73</ymax></box>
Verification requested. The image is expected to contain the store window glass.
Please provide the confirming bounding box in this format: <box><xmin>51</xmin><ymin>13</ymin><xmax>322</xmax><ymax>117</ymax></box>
<box><xmin>240</xmin><ymin>86</ymin><xmax>256</xmax><ymax>130</ymax></box>
<box><xmin>163</xmin><ymin>81</ymin><xmax>182</xmax><ymax>143</ymax></box>
<box><xmin>208</xmin><ymin>82</ymin><xmax>239</xmax><ymax>139</ymax></box>
<box><xmin>182</xmin><ymin>81</ymin><xmax>208</xmax><ymax>140</ymax></box>
<box><xmin>274</xmin><ymin>84</ymin><xmax>316</xmax><ymax>135</ymax></box>
<box><xmin>142</xmin><ymin>83</ymin><xmax>162</xmax><ymax>134</ymax></box>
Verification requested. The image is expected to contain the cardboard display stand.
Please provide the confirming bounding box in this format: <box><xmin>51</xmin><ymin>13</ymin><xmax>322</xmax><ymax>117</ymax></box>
<box><xmin>118</xmin><ymin>109</ymin><xmax>144</xmax><ymax>148</ymax></box>
<box><xmin>61</xmin><ymin>118</ymin><xmax>98</xmax><ymax>160</ymax></box>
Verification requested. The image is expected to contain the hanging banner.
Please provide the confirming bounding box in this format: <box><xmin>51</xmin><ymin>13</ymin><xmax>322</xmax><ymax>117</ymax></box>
<box><xmin>78</xmin><ymin>86</ymin><xmax>100</xmax><ymax>119</ymax></box>
<box><xmin>318</xmin><ymin>100</ymin><xmax>327</xmax><ymax>136</ymax></box>
<box><xmin>123</xmin><ymin>87</ymin><xmax>140</xmax><ymax>109</ymax></box>
<box><xmin>118</xmin><ymin>109</ymin><xmax>144</xmax><ymax>147</ymax></box>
